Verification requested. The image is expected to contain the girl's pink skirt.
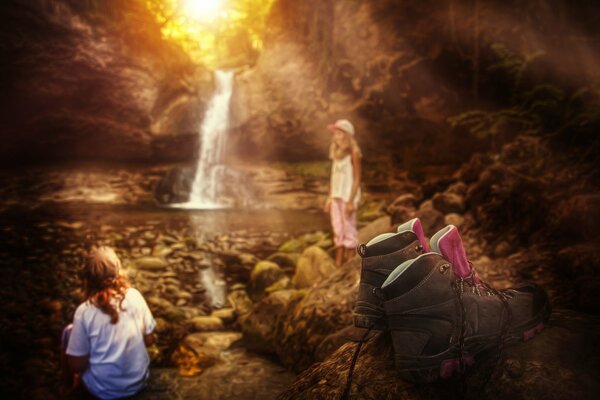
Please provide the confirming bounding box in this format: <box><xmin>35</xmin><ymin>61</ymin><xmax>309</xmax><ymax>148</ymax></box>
<box><xmin>330</xmin><ymin>198</ymin><xmax>358</xmax><ymax>249</ymax></box>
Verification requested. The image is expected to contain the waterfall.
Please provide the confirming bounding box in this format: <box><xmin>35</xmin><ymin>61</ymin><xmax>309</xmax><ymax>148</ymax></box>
<box><xmin>185</xmin><ymin>70</ymin><xmax>234</xmax><ymax>209</ymax></box>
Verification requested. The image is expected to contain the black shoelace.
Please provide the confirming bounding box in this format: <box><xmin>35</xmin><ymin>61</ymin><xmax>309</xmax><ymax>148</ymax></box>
<box><xmin>340</xmin><ymin>316</ymin><xmax>383</xmax><ymax>400</ymax></box>
<box><xmin>453</xmin><ymin>273</ymin><xmax>513</xmax><ymax>397</ymax></box>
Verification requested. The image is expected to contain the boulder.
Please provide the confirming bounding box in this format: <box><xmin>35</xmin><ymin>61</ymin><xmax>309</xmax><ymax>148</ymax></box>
<box><xmin>279</xmin><ymin>310</ymin><xmax>600</xmax><ymax>400</ymax></box>
<box><xmin>277</xmin><ymin>258</ymin><xmax>361</xmax><ymax>372</ymax></box>
<box><xmin>172</xmin><ymin>331</ymin><xmax>242</xmax><ymax>376</ymax></box>
<box><xmin>444</xmin><ymin>213</ymin><xmax>465</xmax><ymax>228</ymax></box>
<box><xmin>357</xmin><ymin>216</ymin><xmax>392</xmax><ymax>245</ymax></box>
<box><xmin>267</xmin><ymin>252</ymin><xmax>300</xmax><ymax>272</ymax></box>
<box><xmin>293</xmin><ymin>246</ymin><xmax>337</xmax><ymax>289</ymax></box>
<box><xmin>188</xmin><ymin>316</ymin><xmax>224</xmax><ymax>332</ymax></box>
<box><xmin>240</xmin><ymin>290</ymin><xmax>298</xmax><ymax>354</ymax></box>
<box><xmin>414</xmin><ymin>200</ymin><xmax>444</xmax><ymax>234</ymax></box>
<box><xmin>432</xmin><ymin>192</ymin><xmax>466</xmax><ymax>214</ymax></box>
<box><xmin>134</xmin><ymin>256</ymin><xmax>168</xmax><ymax>270</ymax></box>
<box><xmin>249</xmin><ymin>261</ymin><xmax>285</xmax><ymax>300</ymax></box>
<box><xmin>226</xmin><ymin>289</ymin><xmax>254</xmax><ymax>316</ymax></box>
<box><xmin>210</xmin><ymin>308</ymin><xmax>236</xmax><ymax>324</ymax></box>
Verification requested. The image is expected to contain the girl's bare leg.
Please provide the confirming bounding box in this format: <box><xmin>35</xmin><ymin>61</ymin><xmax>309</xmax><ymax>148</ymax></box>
<box><xmin>345</xmin><ymin>248</ymin><xmax>355</xmax><ymax>264</ymax></box>
<box><xmin>335</xmin><ymin>247</ymin><xmax>344</xmax><ymax>267</ymax></box>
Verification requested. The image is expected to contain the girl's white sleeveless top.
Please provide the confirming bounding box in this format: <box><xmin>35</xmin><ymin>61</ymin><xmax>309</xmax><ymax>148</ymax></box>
<box><xmin>331</xmin><ymin>154</ymin><xmax>360</xmax><ymax>206</ymax></box>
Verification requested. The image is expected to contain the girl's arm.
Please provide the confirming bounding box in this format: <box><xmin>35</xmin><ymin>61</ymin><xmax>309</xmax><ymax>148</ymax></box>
<box><xmin>68</xmin><ymin>355</ymin><xmax>89</xmax><ymax>373</ymax></box>
<box><xmin>347</xmin><ymin>149</ymin><xmax>362</xmax><ymax>211</ymax></box>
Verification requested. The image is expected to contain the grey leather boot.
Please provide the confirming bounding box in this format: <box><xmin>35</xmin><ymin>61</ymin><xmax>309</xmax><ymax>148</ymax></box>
<box><xmin>353</xmin><ymin>218</ymin><xmax>427</xmax><ymax>330</ymax></box>
<box><xmin>381</xmin><ymin>252</ymin><xmax>550</xmax><ymax>381</ymax></box>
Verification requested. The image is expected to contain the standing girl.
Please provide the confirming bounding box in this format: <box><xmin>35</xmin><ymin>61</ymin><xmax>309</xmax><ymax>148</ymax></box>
<box><xmin>324</xmin><ymin>119</ymin><xmax>362</xmax><ymax>267</ymax></box>
<box><xmin>62</xmin><ymin>246</ymin><xmax>156</xmax><ymax>399</ymax></box>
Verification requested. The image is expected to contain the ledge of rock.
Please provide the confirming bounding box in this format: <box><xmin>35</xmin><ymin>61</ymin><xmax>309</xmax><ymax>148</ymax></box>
<box><xmin>279</xmin><ymin>309</ymin><xmax>600</xmax><ymax>400</ymax></box>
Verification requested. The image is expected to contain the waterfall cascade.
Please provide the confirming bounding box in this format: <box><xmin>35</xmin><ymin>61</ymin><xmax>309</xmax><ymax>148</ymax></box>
<box><xmin>180</xmin><ymin>70</ymin><xmax>234</xmax><ymax>209</ymax></box>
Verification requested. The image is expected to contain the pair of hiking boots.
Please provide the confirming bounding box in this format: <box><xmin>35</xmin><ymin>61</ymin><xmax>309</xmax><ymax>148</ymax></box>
<box><xmin>353</xmin><ymin>218</ymin><xmax>550</xmax><ymax>380</ymax></box>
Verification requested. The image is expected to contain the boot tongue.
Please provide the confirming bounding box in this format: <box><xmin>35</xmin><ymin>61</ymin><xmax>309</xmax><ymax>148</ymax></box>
<box><xmin>396</xmin><ymin>218</ymin><xmax>430</xmax><ymax>252</ymax></box>
<box><xmin>430</xmin><ymin>225</ymin><xmax>477</xmax><ymax>281</ymax></box>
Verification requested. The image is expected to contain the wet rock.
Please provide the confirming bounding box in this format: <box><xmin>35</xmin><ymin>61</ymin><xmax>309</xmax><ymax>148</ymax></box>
<box><xmin>267</xmin><ymin>252</ymin><xmax>300</xmax><ymax>271</ymax></box>
<box><xmin>357</xmin><ymin>215</ymin><xmax>392</xmax><ymax>244</ymax></box>
<box><xmin>226</xmin><ymin>290</ymin><xmax>254</xmax><ymax>316</ymax></box>
<box><xmin>279</xmin><ymin>310</ymin><xmax>600</xmax><ymax>400</ymax></box>
<box><xmin>249</xmin><ymin>261</ymin><xmax>286</xmax><ymax>300</ymax></box>
<box><xmin>444</xmin><ymin>213</ymin><xmax>465</xmax><ymax>227</ymax></box>
<box><xmin>211</xmin><ymin>308</ymin><xmax>236</xmax><ymax>324</ymax></box>
<box><xmin>188</xmin><ymin>316</ymin><xmax>225</xmax><ymax>332</ymax></box>
<box><xmin>293</xmin><ymin>246</ymin><xmax>337</xmax><ymax>289</ymax></box>
<box><xmin>266</xmin><ymin>276</ymin><xmax>294</xmax><ymax>293</ymax></box>
<box><xmin>134</xmin><ymin>256</ymin><xmax>168</xmax><ymax>270</ymax></box>
<box><xmin>240</xmin><ymin>290</ymin><xmax>297</xmax><ymax>354</ymax></box>
<box><xmin>182</xmin><ymin>331</ymin><xmax>242</xmax><ymax>361</ymax></box>
<box><xmin>278</xmin><ymin>238</ymin><xmax>305</xmax><ymax>253</ymax></box>
<box><xmin>390</xmin><ymin>205</ymin><xmax>418</xmax><ymax>226</ymax></box>
<box><xmin>415</xmin><ymin>200</ymin><xmax>444</xmax><ymax>234</ymax></box>
<box><xmin>432</xmin><ymin>192</ymin><xmax>466</xmax><ymax>214</ymax></box>
<box><xmin>358</xmin><ymin>200</ymin><xmax>386</xmax><ymax>222</ymax></box>
<box><xmin>278</xmin><ymin>258</ymin><xmax>360</xmax><ymax>372</ymax></box>
<box><xmin>387</xmin><ymin>193</ymin><xmax>419</xmax><ymax>210</ymax></box>
<box><xmin>494</xmin><ymin>241</ymin><xmax>513</xmax><ymax>258</ymax></box>
<box><xmin>557</xmin><ymin>243</ymin><xmax>600</xmax><ymax>278</ymax></box>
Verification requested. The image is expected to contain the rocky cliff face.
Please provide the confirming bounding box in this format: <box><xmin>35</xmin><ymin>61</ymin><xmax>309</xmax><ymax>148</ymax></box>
<box><xmin>0</xmin><ymin>0</ymin><xmax>212</xmax><ymax>164</ymax></box>
<box><xmin>229</xmin><ymin>0</ymin><xmax>481</xmax><ymax>163</ymax></box>
<box><xmin>229</xmin><ymin>0</ymin><xmax>599</xmax><ymax>166</ymax></box>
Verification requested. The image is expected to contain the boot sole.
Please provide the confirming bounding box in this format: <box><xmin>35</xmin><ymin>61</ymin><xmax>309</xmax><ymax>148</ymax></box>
<box><xmin>395</xmin><ymin>300</ymin><xmax>551</xmax><ymax>382</ymax></box>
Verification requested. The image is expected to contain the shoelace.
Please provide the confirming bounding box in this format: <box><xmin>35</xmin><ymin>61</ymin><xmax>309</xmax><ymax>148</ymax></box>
<box><xmin>340</xmin><ymin>315</ymin><xmax>383</xmax><ymax>400</ymax></box>
<box><xmin>453</xmin><ymin>267</ymin><xmax>513</xmax><ymax>395</ymax></box>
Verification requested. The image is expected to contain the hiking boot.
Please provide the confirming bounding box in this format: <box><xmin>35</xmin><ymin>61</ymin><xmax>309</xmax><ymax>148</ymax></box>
<box><xmin>381</xmin><ymin>251</ymin><xmax>550</xmax><ymax>381</ymax></box>
<box><xmin>353</xmin><ymin>218</ymin><xmax>428</xmax><ymax>330</ymax></box>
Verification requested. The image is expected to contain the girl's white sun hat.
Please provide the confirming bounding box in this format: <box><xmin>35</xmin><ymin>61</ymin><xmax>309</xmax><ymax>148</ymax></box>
<box><xmin>327</xmin><ymin>119</ymin><xmax>355</xmax><ymax>136</ymax></box>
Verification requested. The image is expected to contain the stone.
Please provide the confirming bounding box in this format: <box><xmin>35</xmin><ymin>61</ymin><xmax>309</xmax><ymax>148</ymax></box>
<box><xmin>278</xmin><ymin>238</ymin><xmax>305</xmax><ymax>253</ymax></box>
<box><xmin>249</xmin><ymin>261</ymin><xmax>286</xmax><ymax>300</ymax></box>
<box><xmin>226</xmin><ymin>290</ymin><xmax>254</xmax><ymax>316</ymax></box>
<box><xmin>279</xmin><ymin>310</ymin><xmax>600</xmax><ymax>399</ymax></box>
<box><xmin>387</xmin><ymin>193</ymin><xmax>419</xmax><ymax>211</ymax></box>
<box><xmin>444</xmin><ymin>213</ymin><xmax>465</xmax><ymax>227</ymax></box>
<box><xmin>494</xmin><ymin>240</ymin><xmax>513</xmax><ymax>258</ymax></box>
<box><xmin>134</xmin><ymin>256</ymin><xmax>168</xmax><ymax>270</ymax></box>
<box><xmin>188</xmin><ymin>316</ymin><xmax>225</xmax><ymax>332</ymax></box>
<box><xmin>267</xmin><ymin>252</ymin><xmax>300</xmax><ymax>270</ymax></box>
<box><xmin>277</xmin><ymin>258</ymin><xmax>360</xmax><ymax>372</ymax></box>
<box><xmin>293</xmin><ymin>246</ymin><xmax>337</xmax><ymax>289</ymax></box>
<box><xmin>432</xmin><ymin>191</ymin><xmax>466</xmax><ymax>214</ymax></box>
<box><xmin>240</xmin><ymin>290</ymin><xmax>297</xmax><ymax>354</ymax></box>
<box><xmin>414</xmin><ymin>200</ymin><xmax>444</xmax><ymax>234</ymax></box>
<box><xmin>182</xmin><ymin>331</ymin><xmax>242</xmax><ymax>360</ymax></box>
<box><xmin>357</xmin><ymin>215</ymin><xmax>392</xmax><ymax>245</ymax></box>
<box><xmin>357</xmin><ymin>200</ymin><xmax>386</xmax><ymax>222</ymax></box>
<box><xmin>210</xmin><ymin>308</ymin><xmax>236</xmax><ymax>324</ymax></box>
<box><xmin>265</xmin><ymin>276</ymin><xmax>293</xmax><ymax>293</ymax></box>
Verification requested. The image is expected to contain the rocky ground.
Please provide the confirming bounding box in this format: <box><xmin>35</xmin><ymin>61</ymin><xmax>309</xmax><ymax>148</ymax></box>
<box><xmin>1</xmin><ymin>135</ymin><xmax>598</xmax><ymax>399</ymax></box>
<box><xmin>0</xmin><ymin>162</ymin><xmax>338</xmax><ymax>399</ymax></box>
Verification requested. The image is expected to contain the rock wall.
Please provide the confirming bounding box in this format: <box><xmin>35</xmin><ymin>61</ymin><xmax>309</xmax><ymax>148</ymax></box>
<box><xmin>229</xmin><ymin>0</ymin><xmax>599</xmax><ymax>166</ymax></box>
<box><xmin>229</xmin><ymin>0</ymin><xmax>480</xmax><ymax>163</ymax></box>
<box><xmin>0</xmin><ymin>0</ymin><xmax>212</xmax><ymax>164</ymax></box>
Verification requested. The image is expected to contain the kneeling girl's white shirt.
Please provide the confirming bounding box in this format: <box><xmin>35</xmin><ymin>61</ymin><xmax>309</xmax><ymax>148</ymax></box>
<box><xmin>66</xmin><ymin>288</ymin><xmax>156</xmax><ymax>400</ymax></box>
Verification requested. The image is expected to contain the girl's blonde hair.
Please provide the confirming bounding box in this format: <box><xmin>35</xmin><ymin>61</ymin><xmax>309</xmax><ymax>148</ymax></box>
<box><xmin>83</xmin><ymin>246</ymin><xmax>129</xmax><ymax>324</ymax></box>
<box><xmin>330</xmin><ymin>130</ymin><xmax>362</xmax><ymax>160</ymax></box>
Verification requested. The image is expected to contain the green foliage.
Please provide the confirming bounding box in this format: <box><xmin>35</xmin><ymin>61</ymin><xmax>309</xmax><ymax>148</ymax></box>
<box><xmin>449</xmin><ymin>43</ymin><xmax>600</xmax><ymax>146</ymax></box>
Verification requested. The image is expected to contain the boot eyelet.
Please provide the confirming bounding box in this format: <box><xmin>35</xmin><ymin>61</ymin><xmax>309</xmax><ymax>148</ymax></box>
<box><xmin>372</xmin><ymin>287</ymin><xmax>383</xmax><ymax>300</ymax></box>
<box><xmin>415</xmin><ymin>244</ymin><xmax>423</xmax><ymax>253</ymax></box>
<box><xmin>357</xmin><ymin>244</ymin><xmax>368</xmax><ymax>257</ymax></box>
<box><xmin>439</xmin><ymin>264</ymin><xmax>450</xmax><ymax>274</ymax></box>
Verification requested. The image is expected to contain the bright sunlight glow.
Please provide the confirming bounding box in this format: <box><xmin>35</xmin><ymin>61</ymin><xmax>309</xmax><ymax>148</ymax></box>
<box><xmin>182</xmin><ymin>0</ymin><xmax>223</xmax><ymax>21</ymax></box>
